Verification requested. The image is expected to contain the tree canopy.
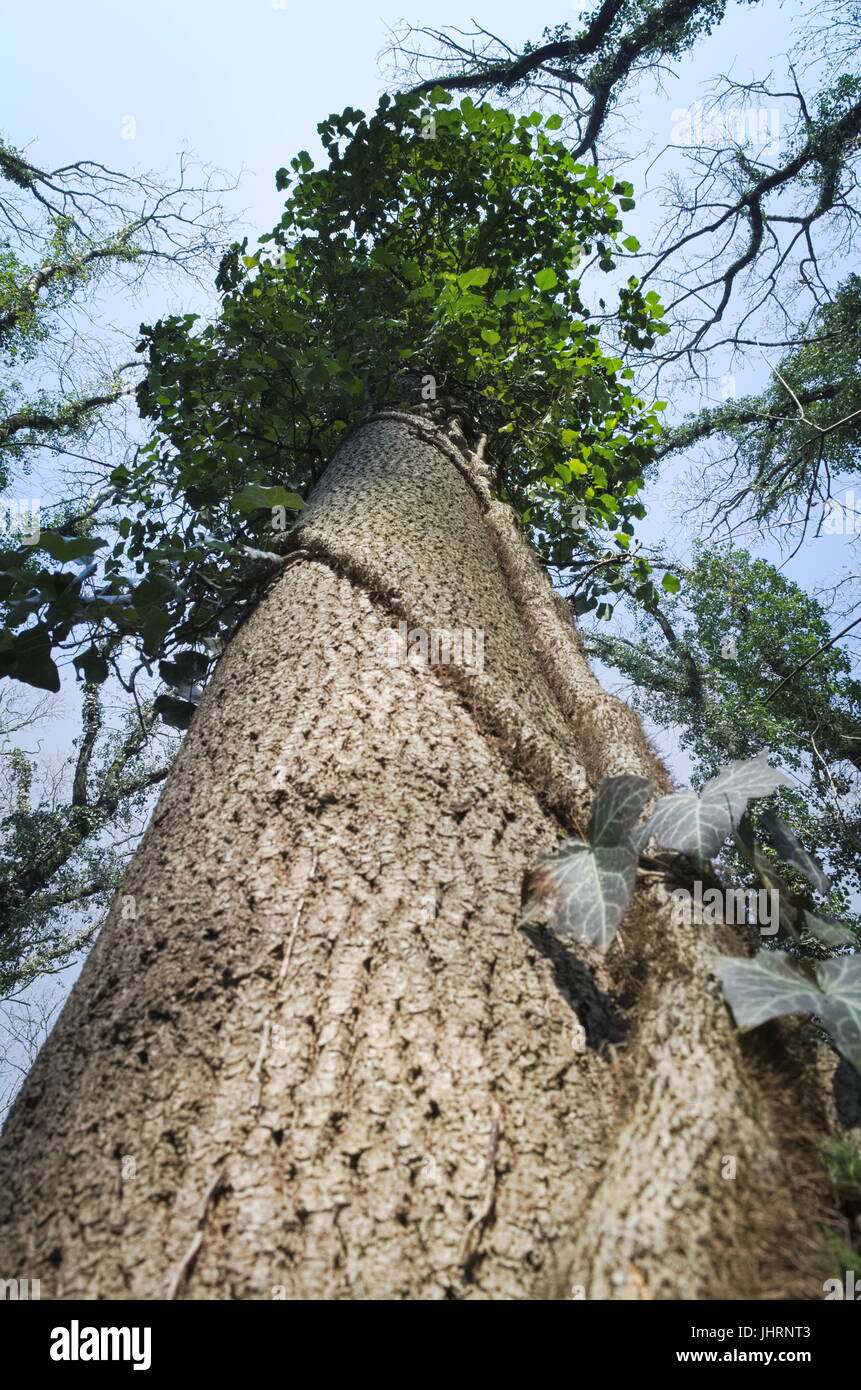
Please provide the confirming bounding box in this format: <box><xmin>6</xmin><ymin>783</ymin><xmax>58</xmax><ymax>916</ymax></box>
<box><xmin>0</xmin><ymin>92</ymin><xmax>670</xmax><ymax>707</ymax></box>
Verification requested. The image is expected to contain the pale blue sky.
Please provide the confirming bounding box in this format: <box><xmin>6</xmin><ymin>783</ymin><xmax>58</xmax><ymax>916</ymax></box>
<box><xmin>3</xmin><ymin>0</ymin><xmax>816</xmax><ymax>252</ymax></box>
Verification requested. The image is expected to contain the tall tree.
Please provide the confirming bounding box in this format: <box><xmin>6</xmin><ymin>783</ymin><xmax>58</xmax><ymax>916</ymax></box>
<box><xmin>0</xmin><ymin>94</ymin><xmax>848</xmax><ymax>1300</ymax></box>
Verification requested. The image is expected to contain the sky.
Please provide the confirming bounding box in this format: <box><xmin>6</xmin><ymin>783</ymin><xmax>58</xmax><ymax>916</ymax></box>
<box><xmin>2</xmin><ymin>0</ymin><xmax>822</xmax><ymax>259</ymax></box>
<box><xmin>1</xmin><ymin>0</ymin><xmax>859</xmax><ymax>1098</ymax></box>
<box><xmin>5</xmin><ymin>0</ymin><xmax>852</xmax><ymax>566</ymax></box>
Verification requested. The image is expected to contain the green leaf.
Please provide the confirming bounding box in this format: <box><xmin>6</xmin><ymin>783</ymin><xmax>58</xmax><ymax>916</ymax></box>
<box><xmin>37</xmin><ymin>531</ymin><xmax>107</xmax><ymax>563</ymax></box>
<box><xmin>0</xmin><ymin>626</ymin><xmax>60</xmax><ymax>692</ymax></box>
<box><xmin>732</xmin><ymin>816</ymin><xmax>849</xmax><ymax>947</ymax></box>
<box><xmin>522</xmin><ymin>776</ymin><xmax>652</xmax><ymax>949</ymax></box>
<box><xmin>159</xmin><ymin>649</ymin><xmax>209</xmax><ymax>688</ymax></box>
<box><xmin>73</xmin><ymin>646</ymin><xmax>109</xmax><ymax>685</ymax></box>
<box><xmin>716</xmin><ymin>953</ymin><xmax>861</xmax><ymax>1074</ymax></box>
<box><xmin>716</xmin><ymin>952</ymin><xmax>819</xmax><ymax>1029</ymax></box>
<box><xmin>231</xmin><ymin>484</ymin><xmax>306</xmax><ymax>513</ymax></box>
<box><xmin>647</xmin><ymin>754</ymin><xmax>792</xmax><ymax>862</ymax></box>
<box><xmin>153</xmin><ymin>693</ymin><xmax>197</xmax><ymax>730</ymax></box>
<box><xmin>534</xmin><ymin>268</ymin><xmax>558</xmax><ymax>292</ymax></box>
<box><xmin>661</xmin><ymin>573</ymin><xmax>681</xmax><ymax>593</ymax></box>
<box><xmin>457</xmin><ymin>267</ymin><xmax>491</xmax><ymax>290</ymax></box>
<box><xmin>480</xmin><ymin>328</ymin><xmax>501</xmax><ymax>346</ymax></box>
<box><xmin>760</xmin><ymin>810</ymin><xmax>831</xmax><ymax>895</ymax></box>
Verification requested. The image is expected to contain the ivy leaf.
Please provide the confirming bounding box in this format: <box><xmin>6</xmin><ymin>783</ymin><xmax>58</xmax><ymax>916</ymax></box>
<box><xmin>760</xmin><ymin>809</ymin><xmax>831</xmax><ymax>894</ymax></box>
<box><xmin>522</xmin><ymin>775</ymin><xmax>652</xmax><ymax>949</ymax></box>
<box><xmin>733</xmin><ymin>814</ymin><xmax>850</xmax><ymax>947</ymax></box>
<box><xmin>0</xmin><ymin>625</ymin><xmax>60</xmax><ymax>692</ymax></box>
<box><xmin>153</xmin><ymin>692</ymin><xmax>197</xmax><ymax>730</ymax></box>
<box><xmin>73</xmin><ymin>645</ymin><xmax>109</xmax><ymax>685</ymax></box>
<box><xmin>171</xmin><ymin>649</ymin><xmax>209</xmax><ymax>680</ymax></box>
<box><xmin>231</xmin><ymin>484</ymin><xmax>306</xmax><ymax>513</ymax></box>
<box><xmin>646</xmin><ymin>753</ymin><xmax>792</xmax><ymax>862</ymax></box>
<box><xmin>815</xmin><ymin>956</ymin><xmax>861</xmax><ymax>1071</ymax></box>
<box><xmin>37</xmin><ymin>530</ymin><xmax>107</xmax><ymax>563</ymax></box>
<box><xmin>715</xmin><ymin>951</ymin><xmax>820</xmax><ymax>1028</ymax></box>
<box><xmin>797</xmin><ymin>910</ymin><xmax>855</xmax><ymax>949</ymax></box>
<box><xmin>716</xmin><ymin>952</ymin><xmax>861</xmax><ymax>1074</ymax></box>
<box><xmin>159</xmin><ymin>649</ymin><xmax>209</xmax><ymax>691</ymax></box>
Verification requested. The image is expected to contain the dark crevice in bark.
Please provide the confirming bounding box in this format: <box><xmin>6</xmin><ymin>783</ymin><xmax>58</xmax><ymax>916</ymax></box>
<box><xmin>834</xmin><ymin>1057</ymin><xmax>861</xmax><ymax>1129</ymax></box>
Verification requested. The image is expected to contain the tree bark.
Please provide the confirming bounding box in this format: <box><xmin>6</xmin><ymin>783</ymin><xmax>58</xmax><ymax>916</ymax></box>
<box><xmin>0</xmin><ymin>411</ymin><xmax>840</xmax><ymax>1299</ymax></box>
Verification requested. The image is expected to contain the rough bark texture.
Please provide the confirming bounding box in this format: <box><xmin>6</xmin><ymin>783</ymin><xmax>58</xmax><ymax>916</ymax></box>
<box><xmin>0</xmin><ymin>412</ymin><xmax>842</xmax><ymax>1299</ymax></box>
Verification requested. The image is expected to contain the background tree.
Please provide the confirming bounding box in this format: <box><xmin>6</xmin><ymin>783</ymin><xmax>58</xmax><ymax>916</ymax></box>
<box><xmin>388</xmin><ymin>0</ymin><xmax>861</xmax><ymax>373</ymax></box>
<box><xmin>0</xmin><ymin>133</ymin><xmax>231</xmax><ymax>1016</ymax></box>
<box><xmin>588</xmin><ymin>544</ymin><xmax>861</xmax><ymax>928</ymax></box>
<box><xmin>0</xmin><ymin>690</ymin><xmax>175</xmax><ymax>1000</ymax></box>
<box><xmin>0</xmin><ymin>134</ymin><xmax>230</xmax><ymax>489</ymax></box>
<box><xmin>655</xmin><ymin>275</ymin><xmax>861</xmax><ymax>541</ymax></box>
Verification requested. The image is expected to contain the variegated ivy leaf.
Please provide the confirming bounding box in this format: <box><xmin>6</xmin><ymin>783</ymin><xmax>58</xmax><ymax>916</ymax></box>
<box><xmin>733</xmin><ymin>815</ymin><xmax>851</xmax><ymax>948</ymax></box>
<box><xmin>816</xmin><ymin>956</ymin><xmax>861</xmax><ymax>1072</ymax></box>
<box><xmin>796</xmin><ymin>910</ymin><xmax>855</xmax><ymax>950</ymax></box>
<box><xmin>715</xmin><ymin>952</ymin><xmax>820</xmax><ymax>1027</ymax></box>
<box><xmin>716</xmin><ymin>951</ymin><xmax>861</xmax><ymax>1074</ymax></box>
<box><xmin>522</xmin><ymin>775</ymin><xmax>652</xmax><ymax>951</ymax></box>
<box><xmin>646</xmin><ymin>753</ymin><xmax>792</xmax><ymax>863</ymax></box>
<box><xmin>760</xmin><ymin>810</ymin><xmax>831</xmax><ymax>895</ymax></box>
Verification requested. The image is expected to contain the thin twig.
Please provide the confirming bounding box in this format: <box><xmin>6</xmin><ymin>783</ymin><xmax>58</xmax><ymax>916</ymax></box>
<box><xmin>762</xmin><ymin>613</ymin><xmax>861</xmax><ymax>704</ymax></box>
<box><xmin>458</xmin><ymin>1103</ymin><xmax>501</xmax><ymax>1270</ymax></box>
<box><xmin>166</xmin><ymin>1170</ymin><xmax>223</xmax><ymax>1299</ymax></box>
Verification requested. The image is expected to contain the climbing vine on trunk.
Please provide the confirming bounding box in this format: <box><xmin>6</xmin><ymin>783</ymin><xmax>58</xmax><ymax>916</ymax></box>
<box><xmin>0</xmin><ymin>90</ymin><xmax>667</xmax><ymax>697</ymax></box>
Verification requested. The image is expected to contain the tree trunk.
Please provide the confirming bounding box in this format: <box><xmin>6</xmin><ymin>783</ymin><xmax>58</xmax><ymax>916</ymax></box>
<box><xmin>0</xmin><ymin>411</ymin><xmax>840</xmax><ymax>1300</ymax></box>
